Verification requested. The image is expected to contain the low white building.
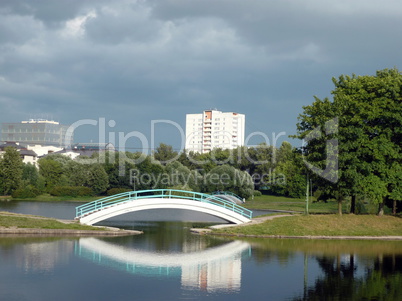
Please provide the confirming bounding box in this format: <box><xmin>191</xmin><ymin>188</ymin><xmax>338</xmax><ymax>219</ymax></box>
<box><xmin>0</xmin><ymin>142</ymin><xmax>38</xmax><ymax>165</ymax></box>
<box><xmin>26</xmin><ymin>145</ymin><xmax>63</xmax><ymax>157</ymax></box>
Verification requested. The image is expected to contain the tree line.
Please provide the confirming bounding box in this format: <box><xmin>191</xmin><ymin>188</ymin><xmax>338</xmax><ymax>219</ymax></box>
<box><xmin>1</xmin><ymin>68</ymin><xmax>401</xmax><ymax>215</ymax></box>
<box><xmin>0</xmin><ymin>140</ymin><xmax>305</xmax><ymax>200</ymax></box>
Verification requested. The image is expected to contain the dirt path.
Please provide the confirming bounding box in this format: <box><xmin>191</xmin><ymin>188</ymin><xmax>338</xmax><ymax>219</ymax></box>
<box><xmin>210</xmin><ymin>214</ymin><xmax>294</xmax><ymax>229</ymax></box>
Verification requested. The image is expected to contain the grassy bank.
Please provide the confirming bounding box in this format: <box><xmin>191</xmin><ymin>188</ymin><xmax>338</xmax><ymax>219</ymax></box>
<box><xmin>214</xmin><ymin>214</ymin><xmax>402</xmax><ymax>237</ymax></box>
<box><xmin>8</xmin><ymin>194</ymin><xmax>100</xmax><ymax>203</ymax></box>
<box><xmin>0</xmin><ymin>212</ymin><xmax>102</xmax><ymax>231</ymax></box>
<box><xmin>245</xmin><ymin>194</ymin><xmax>341</xmax><ymax>213</ymax></box>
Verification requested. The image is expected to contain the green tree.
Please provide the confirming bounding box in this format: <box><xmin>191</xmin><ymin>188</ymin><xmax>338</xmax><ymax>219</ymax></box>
<box><xmin>153</xmin><ymin>143</ymin><xmax>178</xmax><ymax>165</ymax></box>
<box><xmin>190</xmin><ymin>152</ymin><xmax>218</xmax><ymax>174</ymax></box>
<box><xmin>270</xmin><ymin>146</ymin><xmax>306</xmax><ymax>198</ymax></box>
<box><xmin>99</xmin><ymin>151</ymin><xmax>136</xmax><ymax>189</ymax></box>
<box><xmin>22</xmin><ymin>163</ymin><xmax>39</xmax><ymax>187</ymax></box>
<box><xmin>64</xmin><ymin>161</ymin><xmax>88</xmax><ymax>187</ymax></box>
<box><xmin>332</xmin><ymin>68</ymin><xmax>402</xmax><ymax>215</ymax></box>
<box><xmin>245</xmin><ymin>143</ymin><xmax>275</xmax><ymax>190</ymax></box>
<box><xmin>232</xmin><ymin>146</ymin><xmax>258</xmax><ymax>173</ymax></box>
<box><xmin>203</xmin><ymin>165</ymin><xmax>254</xmax><ymax>198</ymax></box>
<box><xmin>133</xmin><ymin>156</ymin><xmax>165</xmax><ymax>190</ymax></box>
<box><xmin>295</xmin><ymin>68</ymin><xmax>402</xmax><ymax>215</ymax></box>
<box><xmin>165</xmin><ymin>161</ymin><xmax>200</xmax><ymax>191</ymax></box>
<box><xmin>38</xmin><ymin>158</ymin><xmax>64</xmax><ymax>190</ymax></box>
<box><xmin>0</xmin><ymin>147</ymin><xmax>24</xmax><ymax>195</ymax></box>
<box><xmin>86</xmin><ymin>163</ymin><xmax>109</xmax><ymax>194</ymax></box>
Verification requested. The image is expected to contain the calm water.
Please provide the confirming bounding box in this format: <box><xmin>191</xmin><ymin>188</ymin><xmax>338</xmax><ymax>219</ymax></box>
<box><xmin>1</xmin><ymin>201</ymin><xmax>401</xmax><ymax>301</ymax></box>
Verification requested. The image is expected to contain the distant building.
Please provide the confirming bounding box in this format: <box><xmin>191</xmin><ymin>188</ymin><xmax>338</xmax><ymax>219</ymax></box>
<box><xmin>47</xmin><ymin>143</ymin><xmax>116</xmax><ymax>159</ymax></box>
<box><xmin>1</xmin><ymin>119</ymin><xmax>72</xmax><ymax>147</ymax></box>
<box><xmin>72</xmin><ymin>143</ymin><xmax>115</xmax><ymax>152</ymax></box>
<box><xmin>0</xmin><ymin>142</ymin><xmax>38</xmax><ymax>165</ymax></box>
<box><xmin>185</xmin><ymin>110</ymin><xmax>245</xmax><ymax>153</ymax></box>
<box><xmin>26</xmin><ymin>145</ymin><xmax>63</xmax><ymax>157</ymax></box>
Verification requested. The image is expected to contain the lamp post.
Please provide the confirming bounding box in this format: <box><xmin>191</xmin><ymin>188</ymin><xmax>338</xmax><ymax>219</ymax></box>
<box><xmin>305</xmin><ymin>174</ymin><xmax>309</xmax><ymax>215</ymax></box>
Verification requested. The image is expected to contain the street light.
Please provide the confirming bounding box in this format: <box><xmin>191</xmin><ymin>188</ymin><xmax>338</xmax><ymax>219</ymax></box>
<box><xmin>305</xmin><ymin>174</ymin><xmax>309</xmax><ymax>215</ymax></box>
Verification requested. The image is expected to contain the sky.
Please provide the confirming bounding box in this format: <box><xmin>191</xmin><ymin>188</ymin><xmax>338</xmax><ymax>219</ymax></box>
<box><xmin>0</xmin><ymin>0</ymin><xmax>401</xmax><ymax>152</ymax></box>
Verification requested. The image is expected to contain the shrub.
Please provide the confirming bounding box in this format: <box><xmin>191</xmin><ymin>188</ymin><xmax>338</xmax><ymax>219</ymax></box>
<box><xmin>106</xmin><ymin>188</ymin><xmax>132</xmax><ymax>196</ymax></box>
<box><xmin>253</xmin><ymin>190</ymin><xmax>262</xmax><ymax>197</ymax></box>
<box><xmin>50</xmin><ymin>186</ymin><xmax>94</xmax><ymax>197</ymax></box>
<box><xmin>12</xmin><ymin>185</ymin><xmax>41</xmax><ymax>199</ymax></box>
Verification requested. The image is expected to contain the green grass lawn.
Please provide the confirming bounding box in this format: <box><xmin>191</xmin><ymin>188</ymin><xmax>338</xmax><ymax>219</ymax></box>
<box><xmin>214</xmin><ymin>214</ymin><xmax>402</xmax><ymax>237</ymax></box>
<box><xmin>245</xmin><ymin>194</ymin><xmax>341</xmax><ymax>213</ymax></box>
<box><xmin>0</xmin><ymin>212</ymin><xmax>103</xmax><ymax>231</ymax></box>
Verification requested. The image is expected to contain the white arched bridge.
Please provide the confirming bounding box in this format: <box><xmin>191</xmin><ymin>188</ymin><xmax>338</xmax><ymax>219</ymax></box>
<box><xmin>75</xmin><ymin>189</ymin><xmax>253</xmax><ymax>225</ymax></box>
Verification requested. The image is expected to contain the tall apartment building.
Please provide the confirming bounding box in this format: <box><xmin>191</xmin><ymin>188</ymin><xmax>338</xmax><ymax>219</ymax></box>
<box><xmin>1</xmin><ymin>119</ymin><xmax>72</xmax><ymax>147</ymax></box>
<box><xmin>185</xmin><ymin>110</ymin><xmax>245</xmax><ymax>153</ymax></box>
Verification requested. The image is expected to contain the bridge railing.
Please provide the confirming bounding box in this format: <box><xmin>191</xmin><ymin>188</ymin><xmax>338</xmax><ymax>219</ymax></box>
<box><xmin>210</xmin><ymin>191</ymin><xmax>244</xmax><ymax>202</ymax></box>
<box><xmin>75</xmin><ymin>189</ymin><xmax>253</xmax><ymax>220</ymax></box>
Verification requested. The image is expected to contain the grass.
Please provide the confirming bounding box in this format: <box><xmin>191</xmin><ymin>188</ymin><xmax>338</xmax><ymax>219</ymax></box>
<box><xmin>0</xmin><ymin>212</ymin><xmax>103</xmax><ymax>231</ymax></box>
<box><xmin>214</xmin><ymin>214</ymin><xmax>402</xmax><ymax>237</ymax></box>
<box><xmin>245</xmin><ymin>194</ymin><xmax>341</xmax><ymax>213</ymax></box>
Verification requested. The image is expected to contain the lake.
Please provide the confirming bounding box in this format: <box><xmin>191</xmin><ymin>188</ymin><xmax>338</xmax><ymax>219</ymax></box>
<box><xmin>0</xmin><ymin>201</ymin><xmax>401</xmax><ymax>300</ymax></box>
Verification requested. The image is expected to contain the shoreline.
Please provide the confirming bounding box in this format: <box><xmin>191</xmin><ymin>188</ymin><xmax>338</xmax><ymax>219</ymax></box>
<box><xmin>191</xmin><ymin>214</ymin><xmax>402</xmax><ymax>241</ymax></box>
<box><xmin>1</xmin><ymin>210</ymin><xmax>400</xmax><ymax>240</ymax></box>
<box><xmin>0</xmin><ymin>212</ymin><xmax>143</xmax><ymax>237</ymax></box>
<box><xmin>0</xmin><ymin>227</ymin><xmax>143</xmax><ymax>237</ymax></box>
<box><xmin>191</xmin><ymin>230</ymin><xmax>402</xmax><ymax>241</ymax></box>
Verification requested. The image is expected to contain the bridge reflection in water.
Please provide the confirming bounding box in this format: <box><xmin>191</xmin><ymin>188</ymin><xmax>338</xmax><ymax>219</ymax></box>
<box><xmin>75</xmin><ymin>237</ymin><xmax>251</xmax><ymax>292</ymax></box>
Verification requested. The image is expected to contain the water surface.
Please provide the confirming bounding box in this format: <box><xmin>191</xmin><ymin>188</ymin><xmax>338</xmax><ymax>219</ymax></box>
<box><xmin>0</xmin><ymin>201</ymin><xmax>401</xmax><ymax>300</ymax></box>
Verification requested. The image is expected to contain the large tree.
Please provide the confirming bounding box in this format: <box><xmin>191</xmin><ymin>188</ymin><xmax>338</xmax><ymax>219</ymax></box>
<box><xmin>295</xmin><ymin>68</ymin><xmax>402</xmax><ymax>215</ymax></box>
<box><xmin>38</xmin><ymin>158</ymin><xmax>65</xmax><ymax>191</ymax></box>
<box><xmin>0</xmin><ymin>147</ymin><xmax>24</xmax><ymax>195</ymax></box>
<box><xmin>85</xmin><ymin>163</ymin><xmax>109</xmax><ymax>194</ymax></box>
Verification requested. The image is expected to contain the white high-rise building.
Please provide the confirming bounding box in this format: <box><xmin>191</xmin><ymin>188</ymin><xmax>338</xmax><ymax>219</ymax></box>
<box><xmin>185</xmin><ymin>110</ymin><xmax>245</xmax><ymax>153</ymax></box>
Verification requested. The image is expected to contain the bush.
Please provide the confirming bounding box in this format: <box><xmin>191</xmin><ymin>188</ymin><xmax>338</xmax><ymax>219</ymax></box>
<box><xmin>106</xmin><ymin>188</ymin><xmax>132</xmax><ymax>196</ymax></box>
<box><xmin>253</xmin><ymin>190</ymin><xmax>262</xmax><ymax>197</ymax></box>
<box><xmin>12</xmin><ymin>185</ymin><xmax>41</xmax><ymax>199</ymax></box>
<box><xmin>50</xmin><ymin>186</ymin><xmax>94</xmax><ymax>197</ymax></box>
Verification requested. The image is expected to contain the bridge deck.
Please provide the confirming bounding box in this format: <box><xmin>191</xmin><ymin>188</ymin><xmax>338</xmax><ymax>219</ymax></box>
<box><xmin>75</xmin><ymin>189</ymin><xmax>252</xmax><ymax>224</ymax></box>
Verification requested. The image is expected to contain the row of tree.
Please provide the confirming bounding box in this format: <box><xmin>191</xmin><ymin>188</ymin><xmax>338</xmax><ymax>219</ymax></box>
<box><xmin>0</xmin><ymin>139</ymin><xmax>305</xmax><ymax>200</ymax></box>
<box><xmin>1</xmin><ymin>68</ymin><xmax>400</xmax><ymax>215</ymax></box>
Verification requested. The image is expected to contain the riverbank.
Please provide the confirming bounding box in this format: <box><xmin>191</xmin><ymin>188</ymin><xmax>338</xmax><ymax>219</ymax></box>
<box><xmin>0</xmin><ymin>212</ymin><xmax>142</xmax><ymax>236</ymax></box>
<box><xmin>193</xmin><ymin>214</ymin><xmax>402</xmax><ymax>240</ymax></box>
<box><xmin>1</xmin><ymin>194</ymin><xmax>100</xmax><ymax>203</ymax></box>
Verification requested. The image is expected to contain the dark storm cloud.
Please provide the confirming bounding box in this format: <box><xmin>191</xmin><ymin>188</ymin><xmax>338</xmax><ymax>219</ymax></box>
<box><xmin>0</xmin><ymin>0</ymin><xmax>401</xmax><ymax>148</ymax></box>
<box><xmin>84</xmin><ymin>3</ymin><xmax>160</xmax><ymax>44</ymax></box>
<box><xmin>0</xmin><ymin>0</ymin><xmax>106</xmax><ymax>26</ymax></box>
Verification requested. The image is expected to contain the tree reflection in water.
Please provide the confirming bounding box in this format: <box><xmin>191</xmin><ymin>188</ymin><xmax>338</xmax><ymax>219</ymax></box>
<box><xmin>293</xmin><ymin>254</ymin><xmax>402</xmax><ymax>301</ymax></box>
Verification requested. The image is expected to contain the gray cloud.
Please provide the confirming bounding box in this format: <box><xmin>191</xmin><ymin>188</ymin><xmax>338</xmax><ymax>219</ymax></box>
<box><xmin>0</xmin><ymin>0</ymin><xmax>401</xmax><ymax>149</ymax></box>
